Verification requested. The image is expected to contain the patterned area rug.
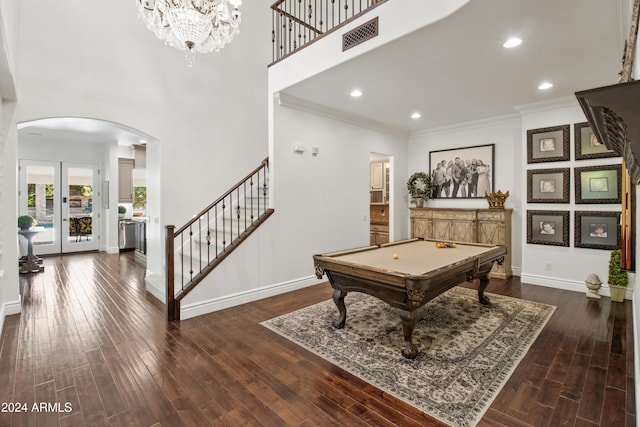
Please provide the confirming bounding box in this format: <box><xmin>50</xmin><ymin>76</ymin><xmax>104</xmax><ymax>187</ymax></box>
<box><xmin>261</xmin><ymin>287</ymin><xmax>556</xmax><ymax>427</ymax></box>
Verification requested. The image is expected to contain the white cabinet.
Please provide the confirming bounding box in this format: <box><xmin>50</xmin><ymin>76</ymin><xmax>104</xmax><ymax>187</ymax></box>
<box><xmin>370</xmin><ymin>161</ymin><xmax>389</xmax><ymax>204</ymax></box>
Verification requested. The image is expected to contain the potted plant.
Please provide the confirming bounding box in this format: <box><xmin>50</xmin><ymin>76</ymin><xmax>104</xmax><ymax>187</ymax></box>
<box><xmin>118</xmin><ymin>205</ymin><xmax>126</xmax><ymax>219</ymax></box>
<box><xmin>407</xmin><ymin>172</ymin><xmax>432</xmax><ymax>208</ymax></box>
<box><xmin>608</xmin><ymin>249</ymin><xmax>628</xmax><ymax>302</ymax></box>
<box><xmin>17</xmin><ymin>215</ymin><xmax>36</xmax><ymax>230</ymax></box>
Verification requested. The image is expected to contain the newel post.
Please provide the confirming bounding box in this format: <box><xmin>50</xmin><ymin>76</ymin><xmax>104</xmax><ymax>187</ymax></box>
<box><xmin>166</xmin><ymin>225</ymin><xmax>178</xmax><ymax>322</ymax></box>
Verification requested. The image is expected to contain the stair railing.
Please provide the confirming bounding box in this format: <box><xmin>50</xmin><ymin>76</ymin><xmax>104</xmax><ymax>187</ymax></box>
<box><xmin>271</xmin><ymin>0</ymin><xmax>386</xmax><ymax>64</ymax></box>
<box><xmin>166</xmin><ymin>157</ymin><xmax>273</xmax><ymax>321</ymax></box>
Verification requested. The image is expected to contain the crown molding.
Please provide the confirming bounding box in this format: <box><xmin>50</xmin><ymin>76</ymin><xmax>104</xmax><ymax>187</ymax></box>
<box><xmin>513</xmin><ymin>96</ymin><xmax>579</xmax><ymax>115</ymax></box>
<box><xmin>410</xmin><ymin>113</ymin><xmax>521</xmax><ymax>137</ymax></box>
<box><xmin>276</xmin><ymin>92</ymin><xmax>409</xmax><ymax>139</ymax></box>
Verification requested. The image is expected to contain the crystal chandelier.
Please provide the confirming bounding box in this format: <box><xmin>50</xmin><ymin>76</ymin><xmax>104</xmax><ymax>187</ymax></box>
<box><xmin>136</xmin><ymin>0</ymin><xmax>241</xmax><ymax>66</ymax></box>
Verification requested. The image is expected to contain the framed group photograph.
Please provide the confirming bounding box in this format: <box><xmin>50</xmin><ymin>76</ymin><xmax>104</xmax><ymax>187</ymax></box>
<box><xmin>574</xmin><ymin>211</ymin><xmax>621</xmax><ymax>250</ymax></box>
<box><xmin>527</xmin><ymin>210</ymin><xmax>569</xmax><ymax>247</ymax></box>
<box><xmin>574</xmin><ymin>164</ymin><xmax>622</xmax><ymax>204</ymax></box>
<box><xmin>574</xmin><ymin>122</ymin><xmax>618</xmax><ymax>160</ymax></box>
<box><xmin>527</xmin><ymin>124</ymin><xmax>570</xmax><ymax>163</ymax></box>
<box><xmin>527</xmin><ymin>168</ymin><xmax>570</xmax><ymax>203</ymax></box>
<box><xmin>428</xmin><ymin>143</ymin><xmax>494</xmax><ymax>199</ymax></box>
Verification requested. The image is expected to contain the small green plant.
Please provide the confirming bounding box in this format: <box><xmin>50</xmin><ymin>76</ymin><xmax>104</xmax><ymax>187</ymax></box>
<box><xmin>17</xmin><ymin>215</ymin><xmax>36</xmax><ymax>229</ymax></box>
<box><xmin>118</xmin><ymin>206</ymin><xmax>126</xmax><ymax>214</ymax></box>
<box><xmin>608</xmin><ymin>249</ymin><xmax>629</xmax><ymax>287</ymax></box>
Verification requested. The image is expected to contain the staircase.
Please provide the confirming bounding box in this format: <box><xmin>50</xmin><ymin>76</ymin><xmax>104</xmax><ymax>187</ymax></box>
<box><xmin>166</xmin><ymin>158</ymin><xmax>273</xmax><ymax>321</ymax></box>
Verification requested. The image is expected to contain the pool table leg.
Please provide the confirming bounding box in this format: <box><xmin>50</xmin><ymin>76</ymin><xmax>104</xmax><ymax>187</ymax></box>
<box><xmin>477</xmin><ymin>271</ymin><xmax>491</xmax><ymax>305</ymax></box>
<box><xmin>399</xmin><ymin>309</ymin><xmax>419</xmax><ymax>359</ymax></box>
<box><xmin>332</xmin><ymin>289</ymin><xmax>347</xmax><ymax>328</ymax></box>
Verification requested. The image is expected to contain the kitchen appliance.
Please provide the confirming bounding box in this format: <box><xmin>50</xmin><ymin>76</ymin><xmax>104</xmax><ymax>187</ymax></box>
<box><xmin>119</xmin><ymin>220</ymin><xmax>136</xmax><ymax>250</ymax></box>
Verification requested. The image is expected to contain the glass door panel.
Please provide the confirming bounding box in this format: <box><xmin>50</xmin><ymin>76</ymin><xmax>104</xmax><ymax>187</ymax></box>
<box><xmin>62</xmin><ymin>164</ymin><xmax>99</xmax><ymax>253</ymax></box>
<box><xmin>19</xmin><ymin>160</ymin><xmax>61</xmax><ymax>255</ymax></box>
<box><xmin>19</xmin><ymin>161</ymin><xmax>100</xmax><ymax>254</ymax></box>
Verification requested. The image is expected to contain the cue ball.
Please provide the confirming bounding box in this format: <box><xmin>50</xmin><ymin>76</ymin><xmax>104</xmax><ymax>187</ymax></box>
<box><xmin>393</xmin><ymin>253</ymin><xmax>398</xmax><ymax>259</ymax></box>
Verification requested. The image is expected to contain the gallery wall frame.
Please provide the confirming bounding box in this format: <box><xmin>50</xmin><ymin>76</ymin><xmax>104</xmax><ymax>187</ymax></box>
<box><xmin>527</xmin><ymin>168</ymin><xmax>570</xmax><ymax>203</ymax></box>
<box><xmin>527</xmin><ymin>124</ymin><xmax>570</xmax><ymax>164</ymax></box>
<box><xmin>574</xmin><ymin>164</ymin><xmax>622</xmax><ymax>204</ymax></box>
<box><xmin>574</xmin><ymin>122</ymin><xmax>618</xmax><ymax>160</ymax></box>
<box><xmin>526</xmin><ymin>210</ymin><xmax>570</xmax><ymax>247</ymax></box>
<box><xmin>428</xmin><ymin>143</ymin><xmax>494</xmax><ymax>199</ymax></box>
<box><xmin>574</xmin><ymin>211</ymin><xmax>621</xmax><ymax>250</ymax></box>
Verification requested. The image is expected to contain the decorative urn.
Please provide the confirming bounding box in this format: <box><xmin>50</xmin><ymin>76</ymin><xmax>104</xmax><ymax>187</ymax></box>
<box><xmin>585</xmin><ymin>273</ymin><xmax>602</xmax><ymax>299</ymax></box>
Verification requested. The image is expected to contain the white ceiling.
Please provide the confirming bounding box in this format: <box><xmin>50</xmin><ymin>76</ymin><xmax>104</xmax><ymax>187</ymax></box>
<box><xmin>280</xmin><ymin>0</ymin><xmax>625</xmax><ymax>133</ymax></box>
<box><xmin>16</xmin><ymin>0</ymin><xmax>626</xmax><ymax>142</ymax></box>
<box><xmin>18</xmin><ymin>117</ymin><xmax>152</xmax><ymax>146</ymax></box>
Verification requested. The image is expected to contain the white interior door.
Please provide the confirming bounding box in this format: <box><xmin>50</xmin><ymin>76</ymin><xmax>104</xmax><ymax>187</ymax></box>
<box><xmin>19</xmin><ymin>161</ymin><xmax>100</xmax><ymax>254</ymax></box>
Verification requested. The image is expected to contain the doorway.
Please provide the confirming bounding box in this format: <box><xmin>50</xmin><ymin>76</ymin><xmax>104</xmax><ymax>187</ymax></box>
<box><xmin>19</xmin><ymin>160</ymin><xmax>101</xmax><ymax>255</ymax></box>
<box><xmin>369</xmin><ymin>153</ymin><xmax>392</xmax><ymax>245</ymax></box>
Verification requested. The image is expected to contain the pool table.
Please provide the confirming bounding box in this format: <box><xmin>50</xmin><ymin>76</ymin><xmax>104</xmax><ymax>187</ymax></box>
<box><xmin>313</xmin><ymin>238</ymin><xmax>506</xmax><ymax>359</ymax></box>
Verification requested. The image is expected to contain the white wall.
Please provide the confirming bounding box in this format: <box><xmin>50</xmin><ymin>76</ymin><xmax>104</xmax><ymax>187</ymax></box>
<box><xmin>408</xmin><ymin>115</ymin><xmax>523</xmax><ymax>274</ymax></box>
<box><xmin>0</xmin><ymin>0</ymin><xmax>20</xmax><ymax>334</ymax></box>
<box><xmin>180</xmin><ymin>97</ymin><xmax>409</xmax><ymax>318</ymax></box>
<box><xmin>519</xmin><ymin>100</ymin><xmax>632</xmax><ymax>296</ymax></box>
<box><xmin>13</xmin><ymin>0</ymin><xmax>271</xmax><ymax>300</ymax></box>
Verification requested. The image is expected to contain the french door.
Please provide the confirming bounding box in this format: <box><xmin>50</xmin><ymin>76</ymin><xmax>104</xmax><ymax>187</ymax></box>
<box><xmin>19</xmin><ymin>160</ymin><xmax>100</xmax><ymax>255</ymax></box>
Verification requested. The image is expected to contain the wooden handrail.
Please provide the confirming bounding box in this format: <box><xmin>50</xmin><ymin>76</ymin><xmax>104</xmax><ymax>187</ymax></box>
<box><xmin>166</xmin><ymin>158</ymin><xmax>273</xmax><ymax>322</ymax></box>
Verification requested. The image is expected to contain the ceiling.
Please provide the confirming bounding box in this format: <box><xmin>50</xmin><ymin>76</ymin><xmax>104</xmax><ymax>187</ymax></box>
<box><xmin>18</xmin><ymin>117</ymin><xmax>152</xmax><ymax>146</ymax></box>
<box><xmin>16</xmin><ymin>0</ymin><xmax>626</xmax><ymax>142</ymax></box>
<box><xmin>280</xmin><ymin>0</ymin><xmax>625</xmax><ymax>133</ymax></box>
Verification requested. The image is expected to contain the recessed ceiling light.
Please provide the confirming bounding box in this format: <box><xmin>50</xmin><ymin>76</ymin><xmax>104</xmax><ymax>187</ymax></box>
<box><xmin>350</xmin><ymin>89</ymin><xmax>363</xmax><ymax>97</ymax></box>
<box><xmin>411</xmin><ymin>112</ymin><xmax>421</xmax><ymax>119</ymax></box>
<box><xmin>503</xmin><ymin>37</ymin><xmax>522</xmax><ymax>48</ymax></box>
<box><xmin>538</xmin><ymin>81</ymin><xmax>553</xmax><ymax>90</ymax></box>
<box><xmin>139</xmin><ymin>139</ymin><xmax>147</xmax><ymax>144</ymax></box>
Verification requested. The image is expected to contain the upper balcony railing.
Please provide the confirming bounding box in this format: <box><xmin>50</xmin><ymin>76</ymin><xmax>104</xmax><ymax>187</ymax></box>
<box><xmin>271</xmin><ymin>0</ymin><xmax>385</xmax><ymax>64</ymax></box>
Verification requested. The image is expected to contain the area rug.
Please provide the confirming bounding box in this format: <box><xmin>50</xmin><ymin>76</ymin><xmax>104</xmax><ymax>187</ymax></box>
<box><xmin>261</xmin><ymin>287</ymin><xmax>556</xmax><ymax>427</ymax></box>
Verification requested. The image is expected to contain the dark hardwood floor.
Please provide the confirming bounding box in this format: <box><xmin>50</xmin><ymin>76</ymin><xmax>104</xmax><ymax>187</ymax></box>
<box><xmin>0</xmin><ymin>251</ymin><xmax>635</xmax><ymax>426</ymax></box>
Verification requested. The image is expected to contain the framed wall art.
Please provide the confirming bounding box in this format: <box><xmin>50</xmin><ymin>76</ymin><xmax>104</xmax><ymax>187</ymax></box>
<box><xmin>574</xmin><ymin>122</ymin><xmax>618</xmax><ymax>160</ymax></box>
<box><xmin>527</xmin><ymin>124</ymin><xmax>570</xmax><ymax>163</ymax></box>
<box><xmin>574</xmin><ymin>164</ymin><xmax>622</xmax><ymax>204</ymax></box>
<box><xmin>574</xmin><ymin>211</ymin><xmax>621</xmax><ymax>250</ymax></box>
<box><xmin>527</xmin><ymin>210</ymin><xmax>569</xmax><ymax>247</ymax></box>
<box><xmin>527</xmin><ymin>168</ymin><xmax>570</xmax><ymax>203</ymax></box>
<box><xmin>428</xmin><ymin>143</ymin><xmax>494</xmax><ymax>199</ymax></box>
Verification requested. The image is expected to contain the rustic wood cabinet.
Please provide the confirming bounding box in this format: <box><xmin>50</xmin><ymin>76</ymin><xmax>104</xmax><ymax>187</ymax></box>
<box><xmin>118</xmin><ymin>158</ymin><xmax>134</xmax><ymax>202</ymax></box>
<box><xmin>370</xmin><ymin>224</ymin><xmax>389</xmax><ymax>245</ymax></box>
<box><xmin>410</xmin><ymin>208</ymin><xmax>512</xmax><ymax>279</ymax></box>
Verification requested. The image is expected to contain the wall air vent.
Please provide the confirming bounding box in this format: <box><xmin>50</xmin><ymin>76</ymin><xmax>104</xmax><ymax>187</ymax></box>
<box><xmin>342</xmin><ymin>17</ymin><xmax>379</xmax><ymax>52</ymax></box>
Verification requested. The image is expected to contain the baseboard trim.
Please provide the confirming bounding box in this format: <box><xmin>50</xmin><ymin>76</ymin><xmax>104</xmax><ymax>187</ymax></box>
<box><xmin>105</xmin><ymin>246</ymin><xmax>120</xmax><ymax>254</ymax></box>
<box><xmin>520</xmin><ymin>273</ymin><xmax>630</xmax><ymax>299</ymax></box>
<box><xmin>145</xmin><ymin>272</ymin><xmax>166</xmax><ymax>303</ymax></box>
<box><xmin>181</xmin><ymin>275</ymin><xmax>325</xmax><ymax>320</ymax></box>
<box><xmin>0</xmin><ymin>298</ymin><xmax>22</xmax><ymax>338</ymax></box>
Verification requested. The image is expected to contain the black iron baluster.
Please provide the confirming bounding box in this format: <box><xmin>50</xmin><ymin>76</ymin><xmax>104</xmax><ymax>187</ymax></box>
<box><xmin>181</xmin><ymin>232</ymin><xmax>185</xmax><ymax>290</ymax></box>
<box><xmin>189</xmin><ymin>224</ymin><xmax>194</xmax><ymax>280</ymax></box>
<box><xmin>250</xmin><ymin>177</ymin><xmax>255</xmax><ymax>223</ymax></box>
<box><xmin>206</xmin><ymin>210</ymin><xmax>211</xmax><ymax>264</ymax></box>
<box><xmin>236</xmin><ymin>187</ymin><xmax>241</xmax><ymax>241</ymax></box>
<box><xmin>215</xmin><ymin>204</ymin><xmax>219</xmax><ymax>258</ymax></box>
<box><xmin>222</xmin><ymin>198</ymin><xmax>226</xmax><ymax>250</ymax></box>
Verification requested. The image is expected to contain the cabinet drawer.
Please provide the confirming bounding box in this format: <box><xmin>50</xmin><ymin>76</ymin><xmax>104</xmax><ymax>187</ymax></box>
<box><xmin>370</xmin><ymin>224</ymin><xmax>389</xmax><ymax>232</ymax></box>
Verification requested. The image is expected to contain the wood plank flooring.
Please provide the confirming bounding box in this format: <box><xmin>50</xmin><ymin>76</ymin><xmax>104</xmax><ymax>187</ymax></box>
<box><xmin>0</xmin><ymin>251</ymin><xmax>635</xmax><ymax>426</ymax></box>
